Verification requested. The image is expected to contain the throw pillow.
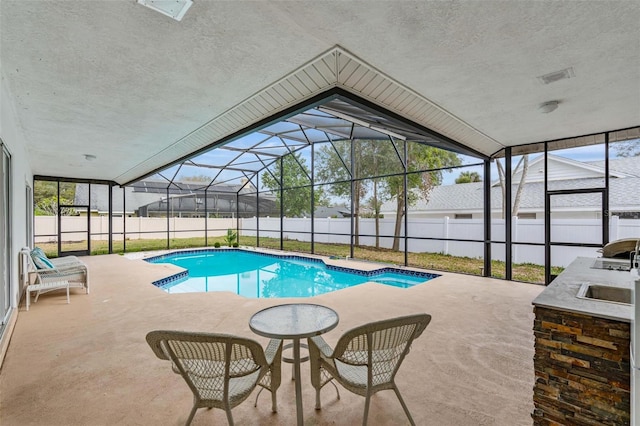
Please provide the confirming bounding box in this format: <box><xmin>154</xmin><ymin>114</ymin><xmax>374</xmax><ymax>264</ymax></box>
<box><xmin>30</xmin><ymin>250</ymin><xmax>54</xmax><ymax>269</ymax></box>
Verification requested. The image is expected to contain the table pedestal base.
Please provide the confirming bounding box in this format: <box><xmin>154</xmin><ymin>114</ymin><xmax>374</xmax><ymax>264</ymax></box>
<box><xmin>282</xmin><ymin>342</ymin><xmax>309</xmax><ymax>380</ymax></box>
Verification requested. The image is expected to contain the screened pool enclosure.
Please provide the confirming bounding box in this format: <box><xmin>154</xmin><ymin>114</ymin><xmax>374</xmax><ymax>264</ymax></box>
<box><xmin>34</xmin><ymin>92</ymin><xmax>640</xmax><ymax>285</ymax></box>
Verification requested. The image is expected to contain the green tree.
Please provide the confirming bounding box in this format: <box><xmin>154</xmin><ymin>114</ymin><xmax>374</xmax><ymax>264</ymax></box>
<box><xmin>315</xmin><ymin>140</ymin><xmax>397</xmax><ymax>247</ymax></box>
<box><xmin>261</xmin><ymin>152</ymin><xmax>326</xmax><ymax>217</ymax></box>
<box><xmin>455</xmin><ymin>171</ymin><xmax>482</xmax><ymax>184</ymax></box>
<box><xmin>316</xmin><ymin>140</ymin><xmax>460</xmax><ymax>250</ymax></box>
<box><xmin>315</xmin><ymin>140</ymin><xmax>359</xmax><ymax>240</ymax></box>
<box><xmin>34</xmin><ymin>180</ymin><xmax>76</xmax><ymax>216</ymax></box>
<box><xmin>383</xmin><ymin>143</ymin><xmax>461</xmax><ymax>250</ymax></box>
<box><xmin>361</xmin><ymin>140</ymin><xmax>397</xmax><ymax>248</ymax></box>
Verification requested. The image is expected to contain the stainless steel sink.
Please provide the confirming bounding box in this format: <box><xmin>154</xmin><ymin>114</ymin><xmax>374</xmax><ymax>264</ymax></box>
<box><xmin>577</xmin><ymin>283</ymin><xmax>632</xmax><ymax>305</ymax></box>
<box><xmin>591</xmin><ymin>258</ymin><xmax>631</xmax><ymax>272</ymax></box>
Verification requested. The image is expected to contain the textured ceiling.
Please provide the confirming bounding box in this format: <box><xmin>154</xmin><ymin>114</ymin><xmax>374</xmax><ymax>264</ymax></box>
<box><xmin>1</xmin><ymin>1</ymin><xmax>638</xmax><ymax>184</ymax></box>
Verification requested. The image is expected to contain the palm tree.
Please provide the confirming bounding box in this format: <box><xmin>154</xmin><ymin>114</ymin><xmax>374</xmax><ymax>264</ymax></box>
<box><xmin>455</xmin><ymin>171</ymin><xmax>482</xmax><ymax>184</ymax></box>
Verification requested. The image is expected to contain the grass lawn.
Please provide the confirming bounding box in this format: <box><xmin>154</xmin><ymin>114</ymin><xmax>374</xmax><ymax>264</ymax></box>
<box><xmin>36</xmin><ymin>236</ymin><xmax>561</xmax><ymax>284</ymax></box>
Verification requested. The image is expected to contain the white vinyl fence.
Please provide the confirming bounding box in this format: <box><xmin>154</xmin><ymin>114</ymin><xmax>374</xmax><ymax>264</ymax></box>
<box><xmin>241</xmin><ymin>216</ymin><xmax>640</xmax><ymax>267</ymax></box>
<box><xmin>35</xmin><ymin>216</ymin><xmax>640</xmax><ymax>267</ymax></box>
<box><xmin>35</xmin><ymin>217</ymin><xmax>236</xmax><ymax>242</ymax></box>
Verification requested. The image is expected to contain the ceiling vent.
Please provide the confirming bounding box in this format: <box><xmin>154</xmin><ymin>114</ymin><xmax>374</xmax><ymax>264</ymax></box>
<box><xmin>537</xmin><ymin>67</ymin><xmax>575</xmax><ymax>85</ymax></box>
<box><xmin>137</xmin><ymin>0</ymin><xmax>193</xmax><ymax>21</ymax></box>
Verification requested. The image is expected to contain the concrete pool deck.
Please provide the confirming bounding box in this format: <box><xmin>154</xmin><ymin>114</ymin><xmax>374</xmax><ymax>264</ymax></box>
<box><xmin>1</xmin><ymin>251</ymin><xmax>543</xmax><ymax>425</ymax></box>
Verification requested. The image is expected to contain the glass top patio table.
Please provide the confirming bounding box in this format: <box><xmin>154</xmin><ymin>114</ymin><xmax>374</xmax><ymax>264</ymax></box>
<box><xmin>249</xmin><ymin>303</ymin><xmax>339</xmax><ymax>339</ymax></box>
<box><xmin>249</xmin><ymin>303</ymin><xmax>339</xmax><ymax>426</ymax></box>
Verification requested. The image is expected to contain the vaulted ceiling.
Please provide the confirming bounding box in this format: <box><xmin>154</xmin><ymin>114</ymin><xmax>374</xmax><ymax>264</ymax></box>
<box><xmin>1</xmin><ymin>1</ymin><xmax>638</xmax><ymax>184</ymax></box>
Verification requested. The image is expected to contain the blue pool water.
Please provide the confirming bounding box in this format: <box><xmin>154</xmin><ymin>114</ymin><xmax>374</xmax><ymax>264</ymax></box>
<box><xmin>146</xmin><ymin>249</ymin><xmax>438</xmax><ymax>298</ymax></box>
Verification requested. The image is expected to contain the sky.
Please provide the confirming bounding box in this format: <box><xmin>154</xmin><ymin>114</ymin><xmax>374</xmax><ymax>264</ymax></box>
<box><xmin>158</xmin><ymin>129</ymin><xmax>637</xmax><ymax>194</ymax></box>
<box><xmin>440</xmin><ymin>143</ymin><xmax>629</xmax><ymax>186</ymax></box>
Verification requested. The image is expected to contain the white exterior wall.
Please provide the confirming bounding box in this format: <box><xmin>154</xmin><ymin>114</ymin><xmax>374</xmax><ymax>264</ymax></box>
<box><xmin>516</xmin><ymin>157</ymin><xmax>606</xmax><ymax>183</ymax></box>
<box><xmin>0</xmin><ymin>77</ymin><xmax>34</xmax><ymax>363</ymax></box>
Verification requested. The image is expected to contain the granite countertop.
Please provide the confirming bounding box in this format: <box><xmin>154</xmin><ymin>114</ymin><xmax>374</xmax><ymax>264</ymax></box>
<box><xmin>532</xmin><ymin>257</ymin><xmax>635</xmax><ymax>322</ymax></box>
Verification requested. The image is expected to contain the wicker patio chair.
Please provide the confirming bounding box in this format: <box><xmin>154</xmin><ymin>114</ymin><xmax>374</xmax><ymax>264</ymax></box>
<box><xmin>146</xmin><ymin>330</ymin><xmax>283</xmax><ymax>426</ymax></box>
<box><xmin>20</xmin><ymin>248</ymin><xmax>90</xmax><ymax>310</ymax></box>
<box><xmin>308</xmin><ymin>313</ymin><xmax>432</xmax><ymax>426</ymax></box>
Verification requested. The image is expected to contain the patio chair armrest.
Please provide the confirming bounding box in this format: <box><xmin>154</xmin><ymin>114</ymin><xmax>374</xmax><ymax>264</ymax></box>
<box><xmin>309</xmin><ymin>335</ymin><xmax>334</xmax><ymax>358</ymax></box>
<box><xmin>36</xmin><ymin>267</ymin><xmax>84</xmax><ymax>279</ymax></box>
<box><xmin>264</xmin><ymin>338</ymin><xmax>283</xmax><ymax>366</ymax></box>
<box><xmin>50</xmin><ymin>262</ymin><xmax>87</xmax><ymax>272</ymax></box>
<box><xmin>33</xmin><ymin>267</ymin><xmax>65</xmax><ymax>278</ymax></box>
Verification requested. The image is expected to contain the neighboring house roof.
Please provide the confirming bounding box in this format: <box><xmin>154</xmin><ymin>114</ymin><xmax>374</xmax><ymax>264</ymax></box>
<box><xmin>75</xmin><ymin>180</ymin><xmax>272</xmax><ymax>215</ymax></box>
<box><xmin>314</xmin><ymin>205</ymin><xmax>351</xmax><ymax>218</ymax></box>
<box><xmin>74</xmin><ymin>184</ymin><xmax>160</xmax><ymax>215</ymax></box>
<box><xmin>137</xmin><ymin>192</ymin><xmax>278</xmax><ymax>217</ymax></box>
<box><xmin>381</xmin><ymin>156</ymin><xmax>640</xmax><ymax>214</ymax></box>
<box><xmin>492</xmin><ymin>154</ymin><xmax>633</xmax><ymax>187</ymax></box>
<box><xmin>588</xmin><ymin>156</ymin><xmax>640</xmax><ymax>177</ymax></box>
<box><xmin>382</xmin><ymin>177</ymin><xmax>640</xmax><ymax>214</ymax></box>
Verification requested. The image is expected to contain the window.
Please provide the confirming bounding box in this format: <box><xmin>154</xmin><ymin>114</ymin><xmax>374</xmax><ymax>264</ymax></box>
<box><xmin>454</xmin><ymin>214</ymin><xmax>472</xmax><ymax>219</ymax></box>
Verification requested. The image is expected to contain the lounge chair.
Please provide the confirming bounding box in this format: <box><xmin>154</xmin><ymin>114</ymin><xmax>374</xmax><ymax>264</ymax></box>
<box><xmin>308</xmin><ymin>313</ymin><xmax>432</xmax><ymax>426</ymax></box>
<box><xmin>29</xmin><ymin>246</ymin><xmax>86</xmax><ymax>269</ymax></box>
<box><xmin>20</xmin><ymin>248</ymin><xmax>90</xmax><ymax>310</ymax></box>
<box><xmin>146</xmin><ymin>330</ymin><xmax>283</xmax><ymax>426</ymax></box>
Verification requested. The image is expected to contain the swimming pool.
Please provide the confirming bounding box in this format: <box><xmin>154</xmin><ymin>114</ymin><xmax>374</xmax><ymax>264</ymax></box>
<box><xmin>145</xmin><ymin>249</ymin><xmax>439</xmax><ymax>298</ymax></box>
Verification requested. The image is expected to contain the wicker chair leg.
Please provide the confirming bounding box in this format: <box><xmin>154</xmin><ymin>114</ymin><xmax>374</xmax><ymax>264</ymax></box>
<box><xmin>254</xmin><ymin>387</ymin><xmax>265</xmax><ymax>407</ymax></box>
<box><xmin>393</xmin><ymin>386</ymin><xmax>415</xmax><ymax>426</ymax></box>
<box><xmin>253</xmin><ymin>386</ymin><xmax>278</xmax><ymax>413</ymax></box>
<box><xmin>329</xmin><ymin>380</ymin><xmax>340</xmax><ymax>400</ymax></box>
<box><xmin>362</xmin><ymin>393</ymin><xmax>372</xmax><ymax>426</ymax></box>
<box><xmin>271</xmin><ymin>388</ymin><xmax>277</xmax><ymax>413</ymax></box>
<box><xmin>225</xmin><ymin>408</ymin><xmax>234</xmax><ymax>426</ymax></box>
<box><xmin>315</xmin><ymin>379</ymin><xmax>340</xmax><ymax>410</ymax></box>
<box><xmin>185</xmin><ymin>405</ymin><xmax>198</xmax><ymax>426</ymax></box>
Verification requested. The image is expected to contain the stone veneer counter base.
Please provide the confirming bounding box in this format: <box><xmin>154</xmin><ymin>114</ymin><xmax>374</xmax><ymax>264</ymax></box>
<box><xmin>532</xmin><ymin>306</ymin><xmax>630</xmax><ymax>425</ymax></box>
<box><xmin>532</xmin><ymin>257</ymin><xmax>633</xmax><ymax>425</ymax></box>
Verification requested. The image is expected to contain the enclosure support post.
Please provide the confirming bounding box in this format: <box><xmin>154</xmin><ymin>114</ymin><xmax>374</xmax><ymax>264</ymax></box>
<box><xmin>403</xmin><ymin>140</ymin><xmax>408</xmax><ymax>267</ymax></box>
<box><xmin>280</xmin><ymin>156</ymin><xmax>284</xmax><ymax>251</ymax></box>
<box><xmin>88</xmin><ymin>183</ymin><xmax>92</xmax><ymax>255</ymax></box>
<box><xmin>544</xmin><ymin>143</ymin><xmax>550</xmax><ymax>285</ymax></box>
<box><xmin>311</xmin><ymin>142</ymin><xmax>315</xmax><ymax>254</ymax></box>
<box><xmin>204</xmin><ymin>188</ymin><xmax>208</xmax><ymax>246</ymax></box>
<box><xmin>603</xmin><ymin>132</ymin><xmax>610</xmax><ymax>245</ymax></box>
<box><xmin>350</xmin><ymin>139</ymin><xmax>355</xmax><ymax>259</ymax></box>
<box><xmin>123</xmin><ymin>187</ymin><xmax>127</xmax><ymax>253</ymax></box>
<box><xmin>57</xmin><ymin>181</ymin><xmax>61</xmax><ymax>256</ymax></box>
<box><xmin>108</xmin><ymin>182</ymin><xmax>113</xmax><ymax>254</ymax></box>
<box><xmin>505</xmin><ymin>147</ymin><xmax>512</xmax><ymax>281</ymax></box>
<box><xmin>483</xmin><ymin>160</ymin><xmax>491</xmax><ymax>277</ymax></box>
<box><xmin>256</xmin><ymin>175</ymin><xmax>260</xmax><ymax>248</ymax></box>
<box><xmin>166</xmin><ymin>187</ymin><xmax>170</xmax><ymax>250</ymax></box>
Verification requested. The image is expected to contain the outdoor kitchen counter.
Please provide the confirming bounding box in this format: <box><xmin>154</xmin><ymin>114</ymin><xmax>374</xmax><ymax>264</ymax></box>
<box><xmin>532</xmin><ymin>256</ymin><xmax>634</xmax><ymax>322</ymax></box>
<box><xmin>531</xmin><ymin>256</ymin><xmax>633</xmax><ymax>425</ymax></box>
